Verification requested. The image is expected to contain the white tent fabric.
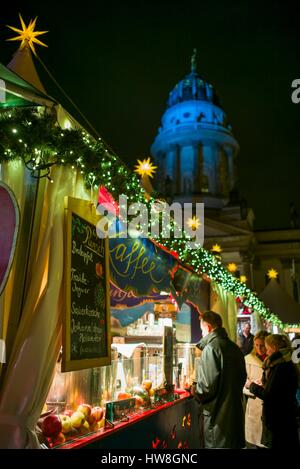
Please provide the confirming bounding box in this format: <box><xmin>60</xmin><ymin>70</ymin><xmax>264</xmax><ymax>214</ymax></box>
<box><xmin>259</xmin><ymin>279</ymin><xmax>300</xmax><ymax>325</ymax></box>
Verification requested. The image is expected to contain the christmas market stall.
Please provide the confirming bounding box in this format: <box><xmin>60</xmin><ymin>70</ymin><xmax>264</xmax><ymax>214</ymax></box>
<box><xmin>1</xmin><ymin>16</ymin><xmax>299</xmax><ymax>450</ymax></box>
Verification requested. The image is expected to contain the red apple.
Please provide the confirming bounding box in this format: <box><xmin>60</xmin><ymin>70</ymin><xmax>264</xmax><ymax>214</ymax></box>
<box><xmin>51</xmin><ymin>432</ymin><xmax>66</xmax><ymax>446</ymax></box>
<box><xmin>41</xmin><ymin>415</ymin><xmax>62</xmax><ymax>438</ymax></box>
<box><xmin>89</xmin><ymin>406</ymin><xmax>103</xmax><ymax>423</ymax></box>
<box><xmin>87</xmin><ymin>412</ymin><xmax>97</xmax><ymax>426</ymax></box>
<box><xmin>77</xmin><ymin>404</ymin><xmax>92</xmax><ymax>418</ymax></box>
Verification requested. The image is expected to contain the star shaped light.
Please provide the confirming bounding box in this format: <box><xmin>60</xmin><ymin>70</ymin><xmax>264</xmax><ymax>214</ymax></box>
<box><xmin>227</xmin><ymin>263</ymin><xmax>238</xmax><ymax>273</ymax></box>
<box><xmin>211</xmin><ymin>244</ymin><xmax>222</xmax><ymax>253</ymax></box>
<box><xmin>267</xmin><ymin>268</ymin><xmax>278</xmax><ymax>280</ymax></box>
<box><xmin>187</xmin><ymin>216</ymin><xmax>201</xmax><ymax>231</ymax></box>
<box><xmin>240</xmin><ymin>275</ymin><xmax>247</xmax><ymax>283</ymax></box>
<box><xmin>134</xmin><ymin>157</ymin><xmax>157</xmax><ymax>178</ymax></box>
<box><xmin>7</xmin><ymin>14</ymin><xmax>48</xmax><ymax>56</ymax></box>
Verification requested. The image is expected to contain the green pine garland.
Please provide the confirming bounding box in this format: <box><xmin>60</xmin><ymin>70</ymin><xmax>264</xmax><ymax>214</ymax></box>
<box><xmin>0</xmin><ymin>106</ymin><xmax>297</xmax><ymax>329</ymax></box>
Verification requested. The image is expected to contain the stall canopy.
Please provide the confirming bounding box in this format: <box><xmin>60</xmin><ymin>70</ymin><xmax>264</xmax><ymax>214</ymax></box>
<box><xmin>0</xmin><ymin>62</ymin><xmax>56</xmax><ymax>108</ymax></box>
<box><xmin>259</xmin><ymin>279</ymin><xmax>300</xmax><ymax>325</ymax></box>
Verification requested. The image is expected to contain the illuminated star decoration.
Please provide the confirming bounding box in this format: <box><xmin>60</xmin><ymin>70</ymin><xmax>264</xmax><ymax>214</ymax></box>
<box><xmin>240</xmin><ymin>275</ymin><xmax>247</xmax><ymax>283</ymax></box>
<box><xmin>227</xmin><ymin>263</ymin><xmax>238</xmax><ymax>273</ymax></box>
<box><xmin>211</xmin><ymin>244</ymin><xmax>222</xmax><ymax>253</ymax></box>
<box><xmin>6</xmin><ymin>14</ymin><xmax>48</xmax><ymax>56</ymax></box>
<box><xmin>134</xmin><ymin>157</ymin><xmax>157</xmax><ymax>178</ymax></box>
<box><xmin>187</xmin><ymin>216</ymin><xmax>201</xmax><ymax>231</ymax></box>
<box><xmin>267</xmin><ymin>268</ymin><xmax>278</xmax><ymax>280</ymax></box>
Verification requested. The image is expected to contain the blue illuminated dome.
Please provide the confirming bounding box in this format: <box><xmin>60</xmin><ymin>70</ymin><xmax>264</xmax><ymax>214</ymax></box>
<box><xmin>151</xmin><ymin>49</ymin><xmax>239</xmax><ymax>208</ymax></box>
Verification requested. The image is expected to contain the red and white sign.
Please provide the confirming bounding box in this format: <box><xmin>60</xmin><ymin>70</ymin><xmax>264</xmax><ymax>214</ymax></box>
<box><xmin>0</xmin><ymin>182</ymin><xmax>19</xmax><ymax>296</ymax></box>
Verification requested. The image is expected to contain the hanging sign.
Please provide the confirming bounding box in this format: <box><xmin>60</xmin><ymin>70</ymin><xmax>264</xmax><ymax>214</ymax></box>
<box><xmin>0</xmin><ymin>182</ymin><xmax>19</xmax><ymax>296</ymax></box>
<box><xmin>62</xmin><ymin>197</ymin><xmax>111</xmax><ymax>372</ymax></box>
<box><xmin>109</xmin><ymin>235</ymin><xmax>177</xmax><ymax>296</ymax></box>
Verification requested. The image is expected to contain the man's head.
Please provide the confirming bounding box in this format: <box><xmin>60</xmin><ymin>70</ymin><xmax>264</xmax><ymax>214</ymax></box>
<box><xmin>200</xmin><ymin>311</ymin><xmax>222</xmax><ymax>337</ymax></box>
<box><xmin>242</xmin><ymin>322</ymin><xmax>251</xmax><ymax>335</ymax></box>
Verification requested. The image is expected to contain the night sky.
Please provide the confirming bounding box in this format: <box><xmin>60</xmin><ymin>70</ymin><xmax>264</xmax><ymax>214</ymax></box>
<box><xmin>1</xmin><ymin>0</ymin><xmax>300</xmax><ymax>230</ymax></box>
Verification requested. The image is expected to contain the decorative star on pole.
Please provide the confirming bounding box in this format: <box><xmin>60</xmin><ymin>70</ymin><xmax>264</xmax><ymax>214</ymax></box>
<box><xmin>267</xmin><ymin>268</ymin><xmax>278</xmax><ymax>280</ymax></box>
<box><xmin>187</xmin><ymin>216</ymin><xmax>201</xmax><ymax>231</ymax></box>
<box><xmin>211</xmin><ymin>244</ymin><xmax>222</xmax><ymax>253</ymax></box>
<box><xmin>6</xmin><ymin>14</ymin><xmax>48</xmax><ymax>56</ymax></box>
<box><xmin>134</xmin><ymin>157</ymin><xmax>157</xmax><ymax>178</ymax></box>
<box><xmin>227</xmin><ymin>263</ymin><xmax>238</xmax><ymax>273</ymax></box>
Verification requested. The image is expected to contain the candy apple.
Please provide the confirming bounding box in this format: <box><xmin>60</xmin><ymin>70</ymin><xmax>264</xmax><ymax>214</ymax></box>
<box><xmin>41</xmin><ymin>415</ymin><xmax>62</xmax><ymax>438</ymax></box>
<box><xmin>77</xmin><ymin>404</ymin><xmax>92</xmax><ymax>418</ymax></box>
<box><xmin>70</xmin><ymin>411</ymin><xmax>85</xmax><ymax>429</ymax></box>
<box><xmin>59</xmin><ymin>415</ymin><xmax>72</xmax><ymax>434</ymax></box>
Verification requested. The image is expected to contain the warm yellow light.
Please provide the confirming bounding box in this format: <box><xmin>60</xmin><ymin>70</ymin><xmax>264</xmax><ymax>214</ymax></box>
<box><xmin>187</xmin><ymin>216</ymin><xmax>201</xmax><ymax>231</ymax></box>
<box><xmin>240</xmin><ymin>275</ymin><xmax>247</xmax><ymax>283</ymax></box>
<box><xmin>211</xmin><ymin>244</ymin><xmax>222</xmax><ymax>253</ymax></box>
<box><xmin>7</xmin><ymin>14</ymin><xmax>48</xmax><ymax>56</ymax></box>
<box><xmin>134</xmin><ymin>157</ymin><xmax>157</xmax><ymax>178</ymax></box>
<box><xmin>267</xmin><ymin>268</ymin><xmax>278</xmax><ymax>280</ymax></box>
<box><xmin>227</xmin><ymin>263</ymin><xmax>238</xmax><ymax>273</ymax></box>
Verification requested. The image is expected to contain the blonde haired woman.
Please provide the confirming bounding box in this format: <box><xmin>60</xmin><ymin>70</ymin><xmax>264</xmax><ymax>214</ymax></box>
<box><xmin>244</xmin><ymin>331</ymin><xmax>269</xmax><ymax>447</ymax></box>
<box><xmin>248</xmin><ymin>334</ymin><xmax>299</xmax><ymax>448</ymax></box>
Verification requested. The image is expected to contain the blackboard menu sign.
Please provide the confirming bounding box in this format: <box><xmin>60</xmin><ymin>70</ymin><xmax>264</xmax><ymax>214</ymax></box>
<box><xmin>62</xmin><ymin>197</ymin><xmax>111</xmax><ymax>372</ymax></box>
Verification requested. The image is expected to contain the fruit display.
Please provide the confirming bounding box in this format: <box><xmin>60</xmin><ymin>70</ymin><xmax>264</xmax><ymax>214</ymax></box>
<box><xmin>41</xmin><ymin>378</ymin><xmax>154</xmax><ymax>447</ymax></box>
<box><xmin>40</xmin><ymin>404</ymin><xmax>105</xmax><ymax>447</ymax></box>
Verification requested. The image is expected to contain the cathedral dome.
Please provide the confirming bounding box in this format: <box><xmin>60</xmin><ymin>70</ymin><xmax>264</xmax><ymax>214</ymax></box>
<box><xmin>167</xmin><ymin>70</ymin><xmax>221</xmax><ymax>109</ymax></box>
<box><xmin>151</xmin><ymin>49</ymin><xmax>239</xmax><ymax>209</ymax></box>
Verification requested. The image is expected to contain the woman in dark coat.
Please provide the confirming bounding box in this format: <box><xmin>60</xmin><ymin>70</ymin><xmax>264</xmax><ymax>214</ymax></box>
<box><xmin>247</xmin><ymin>334</ymin><xmax>299</xmax><ymax>448</ymax></box>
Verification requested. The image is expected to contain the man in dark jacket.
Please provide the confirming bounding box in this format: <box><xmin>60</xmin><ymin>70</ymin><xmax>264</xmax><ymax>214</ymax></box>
<box><xmin>238</xmin><ymin>322</ymin><xmax>254</xmax><ymax>355</ymax></box>
<box><xmin>193</xmin><ymin>311</ymin><xmax>247</xmax><ymax>448</ymax></box>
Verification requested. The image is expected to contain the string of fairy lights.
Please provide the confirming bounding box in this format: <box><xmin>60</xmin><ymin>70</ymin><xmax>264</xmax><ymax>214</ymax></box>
<box><xmin>0</xmin><ymin>107</ymin><xmax>297</xmax><ymax>329</ymax></box>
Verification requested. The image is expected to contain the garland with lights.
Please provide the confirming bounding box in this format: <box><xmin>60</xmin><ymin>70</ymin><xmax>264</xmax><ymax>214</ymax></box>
<box><xmin>0</xmin><ymin>106</ymin><xmax>297</xmax><ymax>329</ymax></box>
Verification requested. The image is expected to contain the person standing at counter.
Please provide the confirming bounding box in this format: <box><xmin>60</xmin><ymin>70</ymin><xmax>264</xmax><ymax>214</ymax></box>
<box><xmin>193</xmin><ymin>311</ymin><xmax>247</xmax><ymax>448</ymax></box>
<box><xmin>243</xmin><ymin>330</ymin><xmax>270</xmax><ymax>448</ymax></box>
<box><xmin>248</xmin><ymin>334</ymin><xmax>299</xmax><ymax>448</ymax></box>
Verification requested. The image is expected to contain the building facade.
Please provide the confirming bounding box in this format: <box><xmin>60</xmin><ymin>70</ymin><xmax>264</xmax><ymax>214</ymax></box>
<box><xmin>150</xmin><ymin>51</ymin><xmax>300</xmax><ymax>313</ymax></box>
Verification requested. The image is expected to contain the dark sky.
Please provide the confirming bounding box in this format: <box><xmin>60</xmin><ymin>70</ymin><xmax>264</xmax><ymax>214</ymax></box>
<box><xmin>1</xmin><ymin>0</ymin><xmax>300</xmax><ymax>230</ymax></box>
